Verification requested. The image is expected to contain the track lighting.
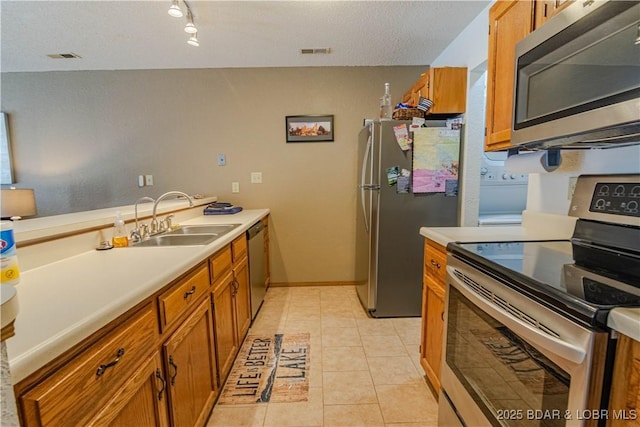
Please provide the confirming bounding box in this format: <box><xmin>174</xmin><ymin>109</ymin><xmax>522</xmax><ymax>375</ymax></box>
<box><xmin>168</xmin><ymin>0</ymin><xmax>183</xmax><ymax>18</ymax></box>
<box><xmin>167</xmin><ymin>1</ymin><xmax>201</xmax><ymax>46</ymax></box>
<box><xmin>184</xmin><ymin>10</ymin><xmax>197</xmax><ymax>34</ymax></box>
<box><xmin>187</xmin><ymin>32</ymin><xmax>199</xmax><ymax>47</ymax></box>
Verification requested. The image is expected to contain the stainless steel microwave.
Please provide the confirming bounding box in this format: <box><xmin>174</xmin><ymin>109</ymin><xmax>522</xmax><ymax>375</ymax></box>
<box><xmin>512</xmin><ymin>0</ymin><xmax>640</xmax><ymax>150</ymax></box>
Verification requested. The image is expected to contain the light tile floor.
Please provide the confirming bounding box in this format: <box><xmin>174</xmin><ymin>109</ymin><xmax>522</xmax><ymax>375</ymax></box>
<box><xmin>206</xmin><ymin>286</ymin><xmax>439</xmax><ymax>427</ymax></box>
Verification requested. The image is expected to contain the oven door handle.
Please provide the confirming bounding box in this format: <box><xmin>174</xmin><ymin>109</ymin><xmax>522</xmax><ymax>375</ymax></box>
<box><xmin>449</xmin><ymin>269</ymin><xmax>587</xmax><ymax>365</ymax></box>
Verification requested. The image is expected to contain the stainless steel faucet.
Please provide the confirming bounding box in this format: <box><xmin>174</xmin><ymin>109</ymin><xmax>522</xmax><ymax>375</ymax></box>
<box><xmin>130</xmin><ymin>196</ymin><xmax>155</xmax><ymax>243</ymax></box>
<box><xmin>151</xmin><ymin>191</ymin><xmax>194</xmax><ymax>234</ymax></box>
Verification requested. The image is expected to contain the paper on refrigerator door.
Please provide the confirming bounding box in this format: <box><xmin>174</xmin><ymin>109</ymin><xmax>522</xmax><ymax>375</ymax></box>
<box><xmin>412</xmin><ymin>127</ymin><xmax>460</xmax><ymax>194</ymax></box>
<box><xmin>393</xmin><ymin>124</ymin><xmax>411</xmax><ymax>151</ymax></box>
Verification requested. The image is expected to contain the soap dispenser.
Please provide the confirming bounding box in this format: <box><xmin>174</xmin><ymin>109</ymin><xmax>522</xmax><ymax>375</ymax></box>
<box><xmin>112</xmin><ymin>211</ymin><xmax>129</xmax><ymax>248</ymax></box>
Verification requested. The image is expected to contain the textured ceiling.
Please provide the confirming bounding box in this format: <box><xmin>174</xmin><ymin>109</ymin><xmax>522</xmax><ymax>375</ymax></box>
<box><xmin>1</xmin><ymin>1</ymin><xmax>490</xmax><ymax>72</ymax></box>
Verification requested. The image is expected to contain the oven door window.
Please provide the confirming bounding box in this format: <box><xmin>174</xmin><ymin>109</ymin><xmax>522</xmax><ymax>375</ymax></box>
<box><xmin>446</xmin><ymin>287</ymin><xmax>570</xmax><ymax>427</ymax></box>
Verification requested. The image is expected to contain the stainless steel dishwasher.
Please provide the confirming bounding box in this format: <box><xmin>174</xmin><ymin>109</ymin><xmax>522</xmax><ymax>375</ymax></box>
<box><xmin>247</xmin><ymin>221</ymin><xmax>266</xmax><ymax>319</ymax></box>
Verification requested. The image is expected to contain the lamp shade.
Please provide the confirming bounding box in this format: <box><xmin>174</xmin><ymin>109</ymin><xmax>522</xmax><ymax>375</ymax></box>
<box><xmin>1</xmin><ymin>188</ymin><xmax>37</xmax><ymax>219</ymax></box>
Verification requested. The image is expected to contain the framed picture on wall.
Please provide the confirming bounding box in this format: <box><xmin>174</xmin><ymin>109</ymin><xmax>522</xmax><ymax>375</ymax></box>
<box><xmin>286</xmin><ymin>115</ymin><xmax>334</xmax><ymax>143</ymax></box>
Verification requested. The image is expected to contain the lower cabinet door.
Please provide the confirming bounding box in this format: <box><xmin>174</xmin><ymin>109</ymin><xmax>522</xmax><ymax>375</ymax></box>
<box><xmin>424</xmin><ymin>280</ymin><xmax>445</xmax><ymax>391</ymax></box>
<box><xmin>89</xmin><ymin>352</ymin><xmax>170</xmax><ymax>427</ymax></box>
<box><xmin>163</xmin><ymin>298</ymin><xmax>218</xmax><ymax>427</ymax></box>
<box><xmin>233</xmin><ymin>256</ymin><xmax>251</xmax><ymax>343</ymax></box>
<box><xmin>212</xmin><ymin>271</ymin><xmax>238</xmax><ymax>380</ymax></box>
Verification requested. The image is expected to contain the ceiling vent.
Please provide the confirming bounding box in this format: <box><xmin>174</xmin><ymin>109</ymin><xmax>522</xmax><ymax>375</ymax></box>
<box><xmin>47</xmin><ymin>53</ymin><xmax>81</xmax><ymax>59</ymax></box>
<box><xmin>300</xmin><ymin>48</ymin><xmax>332</xmax><ymax>55</ymax></box>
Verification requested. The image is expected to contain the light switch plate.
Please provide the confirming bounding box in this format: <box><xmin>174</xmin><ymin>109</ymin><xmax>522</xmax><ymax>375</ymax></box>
<box><xmin>232</xmin><ymin>182</ymin><xmax>240</xmax><ymax>193</ymax></box>
<box><xmin>138</xmin><ymin>175</ymin><xmax>145</xmax><ymax>187</ymax></box>
<box><xmin>145</xmin><ymin>174</ymin><xmax>154</xmax><ymax>186</ymax></box>
<box><xmin>251</xmin><ymin>172</ymin><xmax>262</xmax><ymax>184</ymax></box>
<box><xmin>217</xmin><ymin>154</ymin><xmax>226</xmax><ymax>166</ymax></box>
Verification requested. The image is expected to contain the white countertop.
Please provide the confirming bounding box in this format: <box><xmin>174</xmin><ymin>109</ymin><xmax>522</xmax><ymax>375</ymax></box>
<box><xmin>420</xmin><ymin>210</ymin><xmax>578</xmax><ymax>247</ymax></box>
<box><xmin>6</xmin><ymin>209</ymin><xmax>269</xmax><ymax>383</ymax></box>
<box><xmin>608</xmin><ymin>308</ymin><xmax>640</xmax><ymax>342</ymax></box>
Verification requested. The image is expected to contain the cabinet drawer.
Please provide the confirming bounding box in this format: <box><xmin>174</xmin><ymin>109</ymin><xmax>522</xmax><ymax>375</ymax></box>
<box><xmin>424</xmin><ymin>239</ymin><xmax>447</xmax><ymax>284</ymax></box>
<box><xmin>158</xmin><ymin>263</ymin><xmax>209</xmax><ymax>331</ymax></box>
<box><xmin>21</xmin><ymin>304</ymin><xmax>158</xmax><ymax>427</ymax></box>
<box><xmin>210</xmin><ymin>246</ymin><xmax>232</xmax><ymax>284</ymax></box>
<box><xmin>232</xmin><ymin>234</ymin><xmax>247</xmax><ymax>263</ymax></box>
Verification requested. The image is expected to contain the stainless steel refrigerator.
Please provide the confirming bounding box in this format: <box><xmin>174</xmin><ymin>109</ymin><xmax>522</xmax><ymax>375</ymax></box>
<box><xmin>355</xmin><ymin>119</ymin><xmax>460</xmax><ymax>317</ymax></box>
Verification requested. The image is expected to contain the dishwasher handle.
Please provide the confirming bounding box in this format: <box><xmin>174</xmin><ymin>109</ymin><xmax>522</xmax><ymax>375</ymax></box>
<box><xmin>247</xmin><ymin>221</ymin><xmax>264</xmax><ymax>239</ymax></box>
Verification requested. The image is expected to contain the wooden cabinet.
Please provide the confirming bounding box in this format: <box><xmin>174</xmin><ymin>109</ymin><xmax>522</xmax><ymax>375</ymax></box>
<box><xmin>89</xmin><ymin>352</ymin><xmax>170</xmax><ymax>427</ymax></box>
<box><xmin>608</xmin><ymin>333</ymin><xmax>640</xmax><ymax>427</ymax></box>
<box><xmin>485</xmin><ymin>0</ymin><xmax>535</xmax><ymax>152</ymax></box>
<box><xmin>163</xmin><ymin>298</ymin><xmax>217</xmax><ymax>427</ymax></box>
<box><xmin>233</xmin><ymin>256</ymin><xmax>251</xmax><ymax>341</ymax></box>
<box><xmin>484</xmin><ymin>0</ymin><xmax>573</xmax><ymax>151</ymax></box>
<box><xmin>212</xmin><ymin>271</ymin><xmax>239</xmax><ymax>380</ymax></box>
<box><xmin>534</xmin><ymin>0</ymin><xmax>573</xmax><ymax>28</ymax></box>
<box><xmin>158</xmin><ymin>263</ymin><xmax>210</xmax><ymax>332</ymax></box>
<box><xmin>420</xmin><ymin>238</ymin><xmax>448</xmax><ymax>394</ymax></box>
<box><xmin>20</xmin><ymin>303</ymin><xmax>159</xmax><ymax>426</ymax></box>
<box><xmin>402</xmin><ymin>67</ymin><xmax>468</xmax><ymax>114</ymax></box>
<box><xmin>211</xmin><ymin>235</ymin><xmax>252</xmax><ymax>380</ymax></box>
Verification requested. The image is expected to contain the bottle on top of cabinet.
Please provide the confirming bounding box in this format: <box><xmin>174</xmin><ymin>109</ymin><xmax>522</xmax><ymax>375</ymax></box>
<box><xmin>379</xmin><ymin>83</ymin><xmax>392</xmax><ymax>120</ymax></box>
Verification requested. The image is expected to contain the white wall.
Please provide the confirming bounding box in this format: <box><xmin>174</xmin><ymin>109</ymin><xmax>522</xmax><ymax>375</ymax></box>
<box><xmin>432</xmin><ymin>1</ymin><xmax>640</xmax><ymax>218</ymax></box>
<box><xmin>527</xmin><ymin>147</ymin><xmax>640</xmax><ymax>214</ymax></box>
<box><xmin>430</xmin><ymin>3</ymin><xmax>491</xmax><ymax>226</ymax></box>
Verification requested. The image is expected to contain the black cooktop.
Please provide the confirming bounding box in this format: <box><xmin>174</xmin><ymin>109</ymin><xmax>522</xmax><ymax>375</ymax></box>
<box><xmin>447</xmin><ymin>240</ymin><xmax>640</xmax><ymax>328</ymax></box>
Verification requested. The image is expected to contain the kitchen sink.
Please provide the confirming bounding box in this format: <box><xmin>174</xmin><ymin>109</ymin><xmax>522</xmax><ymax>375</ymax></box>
<box><xmin>132</xmin><ymin>234</ymin><xmax>220</xmax><ymax>247</ymax></box>
<box><xmin>167</xmin><ymin>224</ymin><xmax>241</xmax><ymax>236</ymax></box>
<box><xmin>131</xmin><ymin>224</ymin><xmax>241</xmax><ymax>247</ymax></box>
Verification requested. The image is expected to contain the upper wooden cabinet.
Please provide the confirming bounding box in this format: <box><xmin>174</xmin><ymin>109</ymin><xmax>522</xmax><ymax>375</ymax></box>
<box><xmin>534</xmin><ymin>0</ymin><xmax>573</xmax><ymax>28</ymax></box>
<box><xmin>484</xmin><ymin>0</ymin><xmax>574</xmax><ymax>151</ymax></box>
<box><xmin>402</xmin><ymin>67</ymin><xmax>468</xmax><ymax>114</ymax></box>
<box><xmin>485</xmin><ymin>0</ymin><xmax>535</xmax><ymax>152</ymax></box>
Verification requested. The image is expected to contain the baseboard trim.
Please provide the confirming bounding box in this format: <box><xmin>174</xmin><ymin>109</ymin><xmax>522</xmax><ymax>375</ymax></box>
<box><xmin>269</xmin><ymin>281</ymin><xmax>358</xmax><ymax>288</ymax></box>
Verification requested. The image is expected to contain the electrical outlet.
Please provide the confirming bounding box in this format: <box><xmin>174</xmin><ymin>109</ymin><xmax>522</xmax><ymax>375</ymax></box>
<box><xmin>145</xmin><ymin>174</ymin><xmax>154</xmax><ymax>186</ymax></box>
<box><xmin>217</xmin><ymin>154</ymin><xmax>226</xmax><ymax>166</ymax></box>
<box><xmin>250</xmin><ymin>172</ymin><xmax>262</xmax><ymax>184</ymax></box>
<box><xmin>568</xmin><ymin>176</ymin><xmax>578</xmax><ymax>200</ymax></box>
<box><xmin>138</xmin><ymin>175</ymin><xmax>145</xmax><ymax>188</ymax></box>
<box><xmin>232</xmin><ymin>182</ymin><xmax>240</xmax><ymax>193</ymax></box>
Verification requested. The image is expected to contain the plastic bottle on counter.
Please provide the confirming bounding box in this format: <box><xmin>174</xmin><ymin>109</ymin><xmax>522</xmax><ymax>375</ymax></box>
<box><xmin>1</xmin><ymin>220</ymin><xmax>21</xmax><ymax>285</ymax></box>
<box><xmin>379</xmin><ymin>82</ymin><xmax>392</xmax><ymax>120</ymax></box>
<box><xmin>112</xmin><ymin>211</ymin><xmax>129</xmax><ymax>248</ymax></box>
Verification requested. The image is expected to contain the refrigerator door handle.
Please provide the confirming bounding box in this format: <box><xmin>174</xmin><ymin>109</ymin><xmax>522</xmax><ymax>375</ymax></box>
<box><xmin>360</xmin><ymin>134</ymin><xmax>373</xmax><ymax>233</ymax></box>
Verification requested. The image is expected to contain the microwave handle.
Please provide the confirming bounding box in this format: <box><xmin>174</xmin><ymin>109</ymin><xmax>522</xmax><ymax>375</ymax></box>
<box><xmin>448</xmin><ymin>267</ymin><xmax>587</xmax><ymax>365</ymax></box>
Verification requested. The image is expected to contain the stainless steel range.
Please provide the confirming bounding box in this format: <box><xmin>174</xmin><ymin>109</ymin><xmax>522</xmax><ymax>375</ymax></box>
<box><xmin>440</xmin><ymin>174</ymin><xmax>640</xmax><ymax>427</ymax></box>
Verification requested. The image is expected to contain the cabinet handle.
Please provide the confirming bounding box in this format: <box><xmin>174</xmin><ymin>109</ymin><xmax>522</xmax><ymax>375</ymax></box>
<box><xmin>430</xmin><ymin>259</ymin><xmax>441</xmax><ymax>269</ymax></box>
<box><xmin>155</xmin><ymin>368</ymin><xmax>166</xmax><ymax>401</ymax></box>
<box><xmin>183</xmin><ymin>285</ymin><xmax>196</xmax><ymax>299</ymax></box>
<box><xmin>231</xmin><ymin>279</ymin><xmax>239</xmax><ymax>296</ymax></box>
<box><xmin>169</xmin><ymin>355</ymin><xmax>178</xmax><ymax>386</ymax></box>
<box><xmin>441</xmin><ymin>311</ymin><xmax>445</xmax><ymax>321</ymax></box>
<box><xmin>96</xmin><ymin>348</ymin><xmax>125</xmax><ymax>376</ymax></box>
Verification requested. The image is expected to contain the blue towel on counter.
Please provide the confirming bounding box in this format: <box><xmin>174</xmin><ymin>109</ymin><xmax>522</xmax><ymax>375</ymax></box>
<box><xmin>203</xmin><ymin>202</ymin><xmax>243</xmax><ymax>215</ymax></box>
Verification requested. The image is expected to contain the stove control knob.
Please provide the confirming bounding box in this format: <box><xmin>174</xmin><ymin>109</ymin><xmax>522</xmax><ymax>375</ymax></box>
<box><xmin>502</xmin><ymin>173</ymin><xmax>509</xmax><ymax>180</ymax></box>
<box><xmin>480</xmin><ymin>167</ymin><xmax>488</xmax><ymax>176</ymax></box>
